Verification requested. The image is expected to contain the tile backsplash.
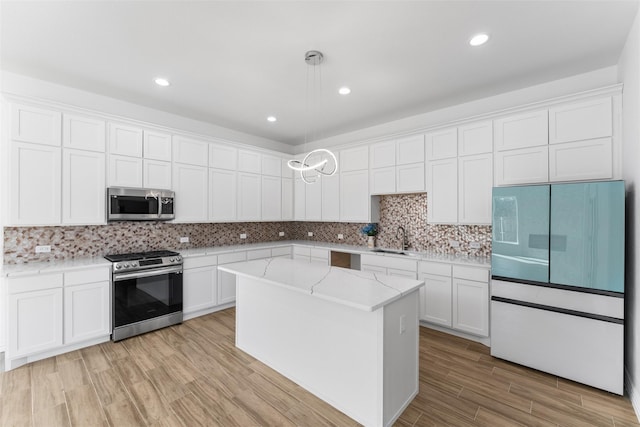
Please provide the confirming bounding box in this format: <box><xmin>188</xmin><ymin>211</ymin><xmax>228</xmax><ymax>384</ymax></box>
<box><xmin>3</xmin><ymin>193</ymin><xmax>491</xmax><ymax>264</ymax></box>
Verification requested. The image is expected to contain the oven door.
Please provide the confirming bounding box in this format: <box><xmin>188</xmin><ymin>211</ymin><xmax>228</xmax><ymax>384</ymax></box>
<box><xmin>112</xmin><ymin>266</ymin><xmax>183</xmax><ymax>330</ymax></box>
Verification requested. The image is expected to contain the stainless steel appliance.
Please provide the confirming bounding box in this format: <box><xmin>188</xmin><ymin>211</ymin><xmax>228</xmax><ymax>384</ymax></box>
<box><xmin>107</xmin><ymin>187</ymin><xmax>175</xmax><ymax>221</ymax></box>
<box><xmin>105</xmin><ymin>250</ymin><xmax>183</xmax><ymax>341</ymax></box>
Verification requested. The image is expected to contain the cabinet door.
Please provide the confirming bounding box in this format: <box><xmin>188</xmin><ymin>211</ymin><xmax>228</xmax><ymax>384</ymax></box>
<box><xmin>494</xmin><ymin>110</ymin><xmax>548</xmax><ymax>151</ymax></box>
<box><xmin>340</xmin><ymin>170</ymin><xmax>369</xmax><ymax>222</ymax></box>
<box><xmin>420</xmin><ymin>273</ymin><xmax>453</xmax><ymax>326</ymax></box>
<box><xmin>294</xmin><ymin>178</ymin><xmax>306</xmax><ymax>220</ymax></box>
<box><xmin>549</xmin><ymin>138</ymin><xmax>612</xmax><ymax>182</ymax></box>
<box><xmin>209</xmin><ymin>144</ymin><xmax>238</xmax><ymax>170</ymax></box>
<box><xmin>262</xmin><ymin>175</ymin><xmax>282</xmax><ymax>221</ymax></box>
<box><xmin>173</xmin><ymin>163</ymin><xmax>208</xmax><ymax>222</ymax></box>
<box><xmin>12</xmin><ymin>143</ymin><xmax>61</xmax><ymax>225</ymax></box>
<box><xmin>64</xmin><ymin>281</ymin><xmax>109</xmax><ymax>344</ymax></box>
<box><xmin>108</xmin><ymin>154</ymin><xmax>143</xmax><ymax>187</ymax></box>
<box><xmin>172</xmin><ymin>136</ymin><xmax>208</xmax><ymax>167</ymax></box>
<box><xmin>261</xmin><ymin>154</ymin><xmax>281</xmax><ymax>177</ymax></box>
<box><xmin>370</xmin><ymin>141</ymin><xmax>395</xmax><ymax>169</ymax></box>
<box><xmin>425</xmin><ymin>127</ymin><xmax>457</xmax><ymax>160</ymax></box>
<box><xmin>426</xmin><ymin>158</ymin><xmax>457</xmax><ymax>224</ymax></box>
<box><xmin>321</xmin><ymin>174</ymin><xmax>340</xmax><ymax>221</ymax></box>
<box><xmin>12</xmin><ymin>104</ymin><xmax>61</xmax><ymax>146</ymax></box>
<box><xmin>281</xmin><ymin>178</ymin><xmax>294</xmax><ymax>221</ymax></box>
<box><xmin>108</xmin><ymin>123</ymin><xmax>143</xmax><ymax>157</ymax></box>
<box><xmin>63</xmin><ymin>114</ymin><xmax>106</xmax><ymax>152</ymax></box>
<box><xmin>143</xmin><ymin>159</ymin><xmax>172</xmax><ymax>189</ymax></box>
<box><xmin>209</xmin><ymin>168</ymin><xmax>237</xmax><ymax>221</ymax></box>
<box><xmin>183</xmin><ymin>266</ymin><xmax>217</xmax><ymax>314</ymax></box>
<box><xmin>397</xmin><ymin>134</ymin><xmax>425</xmax><ymax>165</ymax></box>
<box><xmin>458</xmin><ymin>121</ymin><xmax>493</xmax><ymax>156</ymax></box>
<box><xmin>494</xmin><ymin>146</ymin><xmax>549</xmax><ymax>186</ymax></box>
<box><xmin>9</xmin><ymin>288</ymin><xmax>63</xmax><ymax>357</ymax></box>
<box><xmin>370</xmin><ymin>167</ymin><xmax>396</xmax><ymax>195</ymax></box>
<box><xmin>397</xmin><ymin>162</ymin><xmax>425</xmax><ymax>193</ymax></box>
<box><xmin>458</xmin><ymin>154</ymin><xmax>492</xmax><ymax>224</ymax></box>
<box><xmin>549</xmin><ymin>97</ymin><xmax>612</xmax><ymax>144</ymax></box>
<box><xmin>217</xmin><ymin>269</ymin><xmax>237</xmax><ymax>304</ymax></box>
<box><xmin>63</xmin><ymin>149</ymin><xmax>105</xmax><ymax>224</ymax></box>
<box><xmin>453</xmin><ymin>278</ymin><xmax>489</xmax><ymax>337</ymax></box>
<box><xmin>237</xmin><ymin>172</ymin><xmax>261</xmax><ymax>221</ymax></box>
<box><xmin>238</xmin><ymin>150</ymin><xmax>262</xmax><ymax>173</ymax></box>
<box><xmin>340</xmin><ymin>146</ymin><xmax>369</xmax><ymax>172</ymax></box>
<box><xmin>304</xmin><ymin>178</ymin><xmax>322</xmax><ymax>221</ymax></box>
<box><xmin>143</xmin><ymin>130</ymin><xmax>172</xmax><ymax>161</ymax></box>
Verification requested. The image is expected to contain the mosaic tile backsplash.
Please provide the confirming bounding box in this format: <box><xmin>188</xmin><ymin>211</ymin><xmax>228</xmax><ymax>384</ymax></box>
<box><xmin>4</xmin><ymin>194</ymin><xmax>491</xmax><ymax>264</ymax></box>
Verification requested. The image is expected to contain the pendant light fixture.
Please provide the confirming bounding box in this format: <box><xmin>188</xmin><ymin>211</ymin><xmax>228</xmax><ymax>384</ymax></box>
<box><xmin>287</xmin><ymin>50</ymin><xmax>338</xmax><ymax>184</ymax></box>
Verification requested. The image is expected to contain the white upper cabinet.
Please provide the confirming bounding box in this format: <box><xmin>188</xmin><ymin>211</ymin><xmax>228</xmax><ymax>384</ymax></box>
<box><xmin>237</xmin><ymin>172</ymin><xmax>261</xmax><ymax>221</ymax></box>
<box><xmin>370</xmin><ymin>167</ymin><xmax>396</xmax><ymax>195</ymax></box>
<box><xmin>426</xmin><ymin>158</ymin><xmax>457</xmax><ymax>224</ymax></box>
<box><xmin>209</xmin><ymin>143</ymin><xmax>238</xmax><ymax>170</ymax></box>
<box><xmin>108</xmin><ymin>123</ymin><xmax>143</xmax><ymax>157</ymax></box>
<box><xmin>340</xmin><ymin>170</ymin><xmax>370</xmax><ymax>222</ymax></box>
<box><xmin>340</xmin><ymin>146</ymin><xmax>369</xmax><ymax>172</ymax></box>
<box><xmin>370</xmin><ymin>141</ymin><xmax>395</xmax><ymax>169</ymax></box>
<box><xmin>304</xmin><ymin>179</ymin><xmax>322</xmax><ymax>221</ymax></box>
<box><xmin>281</xmin><ymin>178</ymin><xmax>294</xmax><ymax>220</ymax></box>
<box><xmin>458</xmin><ymin>121</ymin><xmax>492</xmax><ymax>156</ymax></box>
<box><xmin>63</xmin><ymin>149</ymin><xmax>105</xmax><ymax>224</ymax></box>
<box><xmin>173</xmin><ymin>163</ymin><xmax>208</xmax><ymax>222</ymax></box>
<box><xmin>143</xmin><ymin>130</ymin><xmax>172</xmax><ymax>161</ymax></box>
<box><xmin>294</xmin><ymin>177</ymin><xmax>306</xmax><ymax>220</ymax></box>
<box><xmin>549</xmin><ymin>97</ymin><xmax>612</xmax><ymax>144</ymax></box>
<box><xmin>173</xmin><ymin>136</ymin><xmax>208</xmax><ymax>167</ymax></box>
<box><xmin>396</xmin><ymin>134</ymin><xmax>425</xmax><ymax>165</ymax></box>
<box><xmin>12</xmin><ymin>104</ymin><xmax>61</xmax><ymax>146</ymax></box>
<box><xmin>261</xmin><ymin>175</ymin><xmax>282</xmax><ymax>221</ymax></box>
<box><xmin>143</xmin><ymin>159</ymin><xmax>172</xmax><ymax>189</ymax></box>
<box><xmin>495</xmin><ymin>146</ymin><xmax>549</xmax><ymax>186</ymax></box>
<box><xmin>108</xmin><ymin>155</ymin><xmax>143</xmax><ymax>187</ymax></box>
<box><xmin>11</xmin><ymin>143</ymin><xmax>62</xmax><ymax>225</ymax></box>
<box><xmin>425</xmin><ymin>127</ymin><xmax>457</xmax><ymax>160</ymax></box>
<box><xmin>209</xmin><ymin>168</ymin><xmax>237</xmax><ymax>221</ymax></box>
<box><xmin>458</xmin><ymin>153</ymin><xmax>492</xmax><ymax>225</ymax></box>
<box><xmin>549</xmin><ymin>138</ymin><xmax>613</xmax><ymax>182</ymax></box>
<box><xmin>397</xmin><ymin>163</ymin><xmax>425</xmax><ymax>193</ymax></box>
<box><xmin>63</xmin><ymin>114</ymin><xmax>106</xmax><ymax>152</ymax></box>
<box><xmin>282</xmin><ymin>158</ymin><xmax>294</xmax><ymax>179</ymax></box>
<box><xmin>494</xmin><ymin>110</ymin><xmax>548</xmax><ymax>151</ymax></box>
<box><xmin>261</xmin><ymin>154</ymin><xmax>281</xmax><ymax>177</ymax></box>
<box><xmin>238</xmin><ymin>150</ymin><xmax>262</xmax><ymax>173</ymax></box>
<box><xmin>321</xmin><ymin>174</ymin><xmax>340</xmax><ymax>222</ymax></box>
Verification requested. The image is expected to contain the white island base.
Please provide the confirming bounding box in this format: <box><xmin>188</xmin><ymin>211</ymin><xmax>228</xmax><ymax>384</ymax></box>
<box><xmin>220</xmin><ymin>258</ymin><xmax>423</xmax><ymax>427</ymax></box>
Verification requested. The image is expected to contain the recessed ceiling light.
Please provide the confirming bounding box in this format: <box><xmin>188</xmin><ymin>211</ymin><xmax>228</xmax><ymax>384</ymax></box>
<box><xmin>154</xmin><ymin>77</ymin><xmax>170</xmax><ymax>87</ymax></box>
<box><xmin>338</xmin><ymin>87</ymin><xmax>351</xmax><ymax>95</ymax></box>
<box><xmin>469</xmin><ymin>33</ymin><xmax>489</xmax><ymax>46</ymax></box>
<box><xmin>267</xmin><ymin>116</ymin><xmax>277</xmax><ymax>123</ymax></box>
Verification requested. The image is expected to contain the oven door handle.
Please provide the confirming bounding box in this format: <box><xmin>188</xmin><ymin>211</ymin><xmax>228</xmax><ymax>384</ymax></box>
<box><xmin>113</xmin><ymin>265</ymin><xmax>183</xmax><ymax>281</ymax></box>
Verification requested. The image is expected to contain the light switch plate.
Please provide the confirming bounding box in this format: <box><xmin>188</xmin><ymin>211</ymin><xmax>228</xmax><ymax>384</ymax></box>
<box><xmin>338</xmin><ymin>234</ymin><xmax>344</xmax><ymax>240</ymax></box>
<box><xmin>469</xmin><ymin>242</ymin><xmax>481</xmax><ymax>249</ymax></box>
<box><xmin>180</xmin><ymin>237</ymin><xmax>189</xmax><ymax>243</ymax></box>
<box><xmin>240</xmin><ymin>233</ymin><xmax>247</xmax><ymax>239</ymax></box>
<box><xmin>307</xmin><ymin>232</ymin><xmax>313</xmax><ymax>237</ymax></box>
<box><xmin>279</xmin><ymin>231</ymin><xmax>285</xmax><ymax>237</ymax></box>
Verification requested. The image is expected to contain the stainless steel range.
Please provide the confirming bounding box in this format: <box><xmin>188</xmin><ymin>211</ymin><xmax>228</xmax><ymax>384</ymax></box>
<box><xmin>104</xmin><ymin>250</ymin><xmax>183</xmax><ymax>341</ymax></box>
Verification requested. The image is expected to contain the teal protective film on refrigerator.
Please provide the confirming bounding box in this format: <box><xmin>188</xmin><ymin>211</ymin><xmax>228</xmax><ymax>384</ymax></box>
<box><xmin>549</xmin><ymin>181</ymin><xmax>625</xmax><ymax>293</ymax></box>
<box><xmin>492</xmin><ymin>185</ymin><xmax>550</xmax><ymax>282</ymax></box>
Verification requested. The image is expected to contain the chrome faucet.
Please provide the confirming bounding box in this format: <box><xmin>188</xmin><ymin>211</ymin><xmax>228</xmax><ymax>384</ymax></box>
<box><xmin>396</xmin><ymin>226</ymin><xmax>409</xmax><ymax>251</ymax></box>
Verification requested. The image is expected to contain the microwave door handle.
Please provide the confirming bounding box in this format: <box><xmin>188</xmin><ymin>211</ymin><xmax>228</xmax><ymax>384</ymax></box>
<box><xmin>158</xmin><ymin>197</ymin><xmax>162</xmax><ymax>217</ymax></box>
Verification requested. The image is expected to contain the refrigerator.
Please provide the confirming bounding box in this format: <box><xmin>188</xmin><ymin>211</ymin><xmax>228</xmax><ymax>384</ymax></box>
<box><xmin>490</xmin><ymin>180</ymin><xmax>624</xmax><ymax>394</ymax></box>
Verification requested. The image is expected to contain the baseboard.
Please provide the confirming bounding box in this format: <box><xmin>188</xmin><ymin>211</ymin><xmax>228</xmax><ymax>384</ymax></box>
<box><xmin>420</xmin><ymin>322</ymin><xmax>491</xmax><ymax>347</ymax></box>
<box><xmin>625</xmin><ymin>366</ymin><xmax>640</xmax><ymax>422</ymax></box>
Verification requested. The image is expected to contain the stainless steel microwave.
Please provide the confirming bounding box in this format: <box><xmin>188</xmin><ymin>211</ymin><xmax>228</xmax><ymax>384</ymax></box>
<box><xmin>107</xmin><ymin>187</ymin><xmax>175</xmax><ymax>221</ymax></box>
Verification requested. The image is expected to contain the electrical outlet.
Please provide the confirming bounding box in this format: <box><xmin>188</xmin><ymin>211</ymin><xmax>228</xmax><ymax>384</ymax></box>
<box><xmin>240</xmin><ymin>233</ymin><xmax>247</xmax><ymax>239</ymax></box>
<box><xmin>449</xmin><ymin>240</ymin><xmax>460</xmax><ymax>248</ymax></box>
<box><xmin>180</xmin><ymin>236</ymin><xmax>189</xmax><ymax>243</ymax></box>
<box><xmin>469</xmin><ymin>242</ymin><xmax>481</xmax><ymax>249</ymax></box>
<box><xmin>338</xmin><ymin>234</ymin><xmax>344</xmax><ymax>240</ymax></box>
<box><xmin>279</xmin><ymin>231</ymin><xmax>285</xmax><ymax>237</ymax></box>
<box><xmin>35</xmin><ymin>245</ymin><xmax>51</xmax><ymax>253</ymax></box>
<box><xmin>307</xmin><ymin>232</ymin><xmax>313</xmax><ymax>237</ymax></box>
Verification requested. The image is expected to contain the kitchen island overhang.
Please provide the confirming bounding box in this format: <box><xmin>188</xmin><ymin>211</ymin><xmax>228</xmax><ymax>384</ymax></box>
<box><xmin>218</xmin><ymin>257</ymin><xmax>425</xmax><ymax>427</ymax></box>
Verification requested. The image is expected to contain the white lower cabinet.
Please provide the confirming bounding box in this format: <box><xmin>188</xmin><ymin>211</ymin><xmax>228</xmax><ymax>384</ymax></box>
<box><xmin>64</xmin><ymin>281</ymin><xmax>109</xmax><ymax>344</ymax></box>
<box><xmin>293</xmin><ymin>246</ymin><xmax>329</xmax><ymax>264</ymax></box>
<box><xmin>419</xmin><ymin>273</ymin><xmax>453</xmax><ymax>327</ymax></box>
<box><xmin>217</xmin><ymin>252</ymin><xmax>247</xmax><ymax>304</ymax></box>
<box><xmin>452</xmin><ymin>278</ymin><xmax>489</xmax><ymax>337</ymax></box>
<box><xmin>183</xmin><ymin>265</ymin><xmax>218</xmax><ymax>315</ymax></box>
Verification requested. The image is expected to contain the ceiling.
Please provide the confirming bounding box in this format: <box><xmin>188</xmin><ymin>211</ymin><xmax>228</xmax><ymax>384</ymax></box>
<box><xmin>1</xmin><ymin>1</ymin><xmax>638</xmax><ymax>146</ymax></box>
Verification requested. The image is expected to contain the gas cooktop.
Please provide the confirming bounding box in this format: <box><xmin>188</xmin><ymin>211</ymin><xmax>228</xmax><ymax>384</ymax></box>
<box><xmin>104</xmin><ymin>250</ymin><xmax>180</xmax><ymax>263</ymax></box>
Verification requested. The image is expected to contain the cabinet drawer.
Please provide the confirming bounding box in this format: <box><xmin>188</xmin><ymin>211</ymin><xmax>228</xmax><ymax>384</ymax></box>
<box><xmin>271</xmin><ymin>246</ymin><xmax>292</xmax><ymax>257</ymax></box>
<box><xmin>310</xmin><ymin>248</ymin><xmax>329</xmax><ymax>260</ymax></box>
<box><xmin>419</xmin><ymin>261</ymin><xmax>452</xmax><ymax>277</ymax></box>
<box><xmin>453</xmin><ymin>266</ymin><xmax>489</xmax><ymax>282</ymax></box>
<box><xmin>8</xmin><ymin>273</ymin><xmax>63</xmax><ymax>294</ymax></box>
<box><xmin>361</xmin><ymin>254</ymin><xmax>416</xmax><ymax>271</ymax></box>
<box><xmin>247</xmin><ymin>249</ymin><xmax>272</xmax><ymax>260</ymax></box>
<box><xmin>184</xmin><ymin>255</ymin><xmax>218</xmax><ymax>269</ymax></box>
<box><xmin>387</xmin><ymin>268</ymin><xmax>416</xmax><ymax>279</ymax></box>
<box><xmin>64</xmin><ymin>267</ymin><xmax>110</xmax><ymax>286</ymax></box>
<box><xmin>293</xmin><ymin>246</ymin><xmax>311</xmax><ymax>257</ymax></box>
<box><xmin>361</xmin><ymin>264</ymin><xmax>387</xmax><ymax>274</ymax></box>
<box><xmin>218</xmin><ymin>252</ymin><xmax>247</xmax><ymax>265</ymax></box>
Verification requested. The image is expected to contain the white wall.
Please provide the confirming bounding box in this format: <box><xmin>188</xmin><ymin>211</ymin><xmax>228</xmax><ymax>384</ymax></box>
<box><xmin>619</xmin><ymin>6</ymin><xmax>640</xmax><ymax>414</ymax></box>
<box><xmin>0</xmin><ymin>71</ymin><xmax>293</xmax><ymax>154</ymax></box>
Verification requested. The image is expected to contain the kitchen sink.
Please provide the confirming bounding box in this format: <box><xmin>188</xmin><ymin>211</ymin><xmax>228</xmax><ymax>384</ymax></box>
<box><xmin>370</xmin><ymin>248</ymin><xmax>418</xmax><ymax>257</ymax></box>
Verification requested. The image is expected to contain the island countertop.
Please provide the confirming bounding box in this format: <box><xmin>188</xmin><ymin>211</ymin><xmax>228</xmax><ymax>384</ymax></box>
<box><xmin>218</xmin><ymin>257</ymin><xmax>424</xmax><ymax>312</ymax></box>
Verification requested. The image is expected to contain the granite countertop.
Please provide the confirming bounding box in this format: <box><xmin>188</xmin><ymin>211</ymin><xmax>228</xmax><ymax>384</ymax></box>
<box><xmin>219</xmin><ymin>257</ymin><xmax>424</xmax><ymax>312</ymax></box>
<box><xmin>2</xmin><ymin>240</ymin><xmax>490</xmax><ymax>277</ymax></box>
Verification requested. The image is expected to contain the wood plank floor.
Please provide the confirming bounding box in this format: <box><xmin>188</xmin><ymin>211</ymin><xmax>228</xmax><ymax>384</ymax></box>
<box><xmin>1</xmin><ymin>307</ymin><xmax>638</xmax><ymax>426</ymax></box>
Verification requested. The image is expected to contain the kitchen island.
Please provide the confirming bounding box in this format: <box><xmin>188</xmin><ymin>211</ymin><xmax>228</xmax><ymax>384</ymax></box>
<box><xmin>218</xmin><ymin>257</ymin><xmax>424</xmax><ymax>427</ymax></box>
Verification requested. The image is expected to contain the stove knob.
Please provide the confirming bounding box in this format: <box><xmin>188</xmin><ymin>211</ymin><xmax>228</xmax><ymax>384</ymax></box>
<box><xmin>169</xmin><ymin>257</ymin><xmax>175</xmax><ymax>262</ymax></box>
<box><xmin>176</xmin><ymin>256</ymin><xmax>182</xmax><ymax>262</ymax></box>
<box><xmin>123</xmin><ymin>263</ymin><xmax>130</xmax><ymax>268</ymax></box>
<box><xmin>115</xmin><ymin>264</ymin><xmax>122</xmax><ymax>270</ymax></box>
